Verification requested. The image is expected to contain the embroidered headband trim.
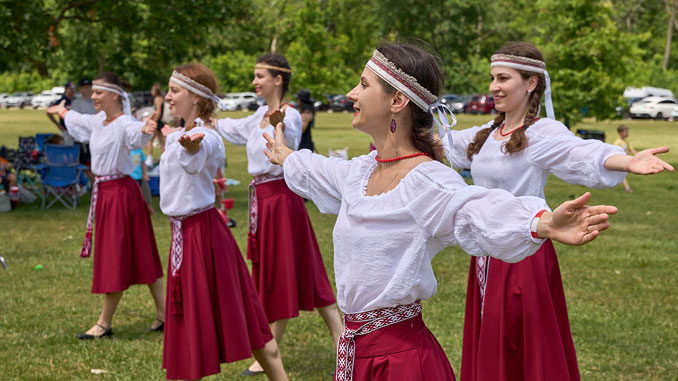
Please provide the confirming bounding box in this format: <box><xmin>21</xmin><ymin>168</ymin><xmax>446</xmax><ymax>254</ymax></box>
<box><xmin>365</xmin><ymin>50</ymin><xmax>437</xmax><ymax>111</ymax></box>
<box><xmin>92</xmin><ymin>80</ymin><xmax>131</xmax><ymax>115</ymax></box>
<box><xmin>490</xmin><ymin>53</ymin><xmax>555</xmax><ymax>120</ymax></box>
<box><xmin>254</xmin><ymin>63</ymin><xmax>293</xmax><ymax>74</ymax></box>
<box><xmin>170</xmin><ymin>70</ymin><xmax>224</xmax><ymax>108</ymax></box>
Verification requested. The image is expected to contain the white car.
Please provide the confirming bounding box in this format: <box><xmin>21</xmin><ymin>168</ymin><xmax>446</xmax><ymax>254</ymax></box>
<box><xmin>221</xmin><ymin>92</ymin><xmax>257</xmax><ymax>111</ymax></box>
<box><xmin>628</xmin><ymin>96</ymin><xmax>678</xmax><ymax>119</ymax></box>
<box><xmin>671</xmin><ymin>107</ymin><xmax>678</xmax><ymax>121</ymax></box>
<box><xmin>31</xmin><ymin>90</ymin><xmax>63</xmax><ymax>108</ymax></box>
<box><xmin>4</xmin><ymin>92</ymin><xmax>35</xmax><ymax>108</ymax></box>
<box><xmin>0</xmin><ymin>93</ymin><xmax>9</xmax><ymax>108</ymax></box>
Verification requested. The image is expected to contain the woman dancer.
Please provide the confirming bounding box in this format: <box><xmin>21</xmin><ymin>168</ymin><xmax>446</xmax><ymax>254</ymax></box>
<box><xmin>159</xmin><ymin>63</ymin><xmax>287</xmax><ymax>380</ymax></box>
<box><xmin>442</xmin><ymin>42</ymin><xmax>673</xmax><ymax>381</ymax></box>
<box><xmin>47</xmin><ymin>72</ymin><xmax>165</xmax><ymax>339</ymax></box>
<box><xmin>264</xmin><ymin>42</ymin><xmax>618</xmax><ymax>380</ymax></box>
<box><xmin>215</xmin><ymin>53</ymin><xmax>343</xmax><ymax>375</ymax></box>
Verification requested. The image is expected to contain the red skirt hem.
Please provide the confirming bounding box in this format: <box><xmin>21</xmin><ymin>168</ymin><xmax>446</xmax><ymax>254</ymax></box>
<box><xmin>91</xmin><ymin>176</ymin><xmax>162</xmax><ymax>294</ymax></box>
<box><xmin>460</xmin><ymin>240</ymin><xmax>580</xmax><ymax>381</ymax></box>
<box><xmin>162</xmin><ymin>208</ymin><xmax>273</xmax><ymax>380</ymax></box>
<box><xmin>249</xmin><ymin>179</ymin><xmax>336</xmax><ymax>323</ymax></box>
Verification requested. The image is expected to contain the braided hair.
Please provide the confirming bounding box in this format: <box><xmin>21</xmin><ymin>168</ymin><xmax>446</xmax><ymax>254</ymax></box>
<box><xmin>466</xmin><ymin>42</ymin><xmax>546</xmax><ymax>161</ymax></box>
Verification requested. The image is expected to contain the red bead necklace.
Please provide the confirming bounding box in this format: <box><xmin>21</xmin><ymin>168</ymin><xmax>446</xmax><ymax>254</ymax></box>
<box><xmin>375</xmin><ymin>152</ymin><xmax>431</xmax><ymax>163</ymax></box>
<box><xmin>104</xmin><ymin>112</ymin><xmax>124</xmax><ymax>123</ymax></box>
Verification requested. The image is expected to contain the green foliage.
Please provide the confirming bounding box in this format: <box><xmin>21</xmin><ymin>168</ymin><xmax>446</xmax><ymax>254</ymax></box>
<box><xmin>207</xmin><ymin>51</ymin><xmax>258</xmax><ymax>94</ymax></box>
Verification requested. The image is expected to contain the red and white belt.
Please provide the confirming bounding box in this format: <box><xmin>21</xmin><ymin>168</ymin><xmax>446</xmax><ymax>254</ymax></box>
<box><xmin>246</xmin><ymin>175</ymin><xmax>283</xmax><ymax>262</ymax></box>
<box><xmin>80</xmin><ymin>174</ymin><xmax>127</xmax><ymax>258</ymax></box>
<box><xmin>336</xmin><ymin>301</ymin><xmax>422</xmax><ymax>381</ymax></box>
<box><xmin>169</xmin><ymin>205</ymin><xmax>214</xmax><ymax>276</ymax></box>
<box><xmin>476</xmin><ymin>256</ymin><xmax>490</xmax><ymax>318</ymax></box>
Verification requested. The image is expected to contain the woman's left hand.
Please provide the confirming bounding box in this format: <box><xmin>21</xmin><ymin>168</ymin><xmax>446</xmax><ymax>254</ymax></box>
<box><xmin>625</xmin><ymin>146</ymin><xmax>674</xmax><ymax>174</ymax></box>
<box><xmin>179</xmin><ymin>133</ymin><xmax>205</xmax><ymax>154</ymax></box>
<box><xmin>538</xmin><ymin>192</ymin><xmax>618</xmax><ymax>246</ymax></box>
<box><xmin>142</xmin><ymin>112</ymin><xmax>157</xmax><ymax>135</ymax></box>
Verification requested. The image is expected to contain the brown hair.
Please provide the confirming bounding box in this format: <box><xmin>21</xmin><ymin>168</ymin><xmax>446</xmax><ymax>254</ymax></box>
<box><xmin>256</xmin><ymin>53</ymin><xmax>292</xmax><ymax>102</ymax></box>
<box><xmin>174</xmin><ymin>63</ymin><xmax>219</xmax><ymax>120</ymax></box>
<box><xmin>617</xmin><ymin>124</ymin><xmax>629</xmax><ymax>133</ymax></box>
<box><xmin>151</xmin><ymin>83</ymin><xmax>163</xmax><ymax>98</ymax></box>
<box><xmin>466</xmin><ymin>42</ymin><xmax>546</xmax><ymax>161</ymax></box>
<box><xmin>375</xmin><ymin>43</ymin><xmax>443</xmax><ymax>162</ymax></box>
<box><xmin>94</xmin><ymin>72</ymin><xmax>131</xmax><ymax>107</ymax></box>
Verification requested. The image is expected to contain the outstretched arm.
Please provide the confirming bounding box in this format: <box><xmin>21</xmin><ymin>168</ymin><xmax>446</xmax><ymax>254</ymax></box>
<box><xmin>604</xmin><ymin>147</ymin><xmax>673</xmax><ymax>174</ymax></box>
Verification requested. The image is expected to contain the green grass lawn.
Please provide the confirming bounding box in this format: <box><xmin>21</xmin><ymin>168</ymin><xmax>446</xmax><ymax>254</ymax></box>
<box><xmin>0</xmin><ymin>109</ymin><xmax>677</xmax><ymax>380</ymax></box>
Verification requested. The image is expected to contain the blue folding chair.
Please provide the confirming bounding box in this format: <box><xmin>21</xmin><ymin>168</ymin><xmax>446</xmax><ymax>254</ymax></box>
<box><xmin>35</xmin><ymin>133</ymin><xmax>53</xmax><ymax>154</ymax></box>
<box><xmin>37</xmin><ymin>144</ymin><xmax>87</xmax><ymax>210</ymax></box>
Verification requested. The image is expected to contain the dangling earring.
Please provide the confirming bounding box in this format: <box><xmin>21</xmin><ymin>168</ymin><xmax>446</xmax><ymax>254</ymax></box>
<box><xmin>390</xmin><ymin>113</ymin><xmax>397</xmax><ymax>133</ymax></box>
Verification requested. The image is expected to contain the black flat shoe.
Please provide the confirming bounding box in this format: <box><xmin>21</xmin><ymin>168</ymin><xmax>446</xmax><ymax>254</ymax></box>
<box><xmin>147</xmin><ymin>318</ymin><xmax>164</xmax><ymax>332</ymax></box>
<box><xmin>240</xmin><ymin>368</ymin><xmax>265</xmax><ymax>376</ymax></box>
<box><xmin>77</xmin><ymin>324</ymin><xmax>112</xmax><ymax>340</ymax></box>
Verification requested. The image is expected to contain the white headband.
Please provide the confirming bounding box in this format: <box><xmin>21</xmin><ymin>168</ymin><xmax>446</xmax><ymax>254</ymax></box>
<box><xmin>365</xmin><ymin>50</ymin><xmax>437</xmax><ymax>111</ymax></box>
<box><xmin>170</xmin><ymin>71</ymin><xmax>226</xmax><ymax>110</ymax></box>
<box><xmin>92</xmin><ymin>80</ymin><xmax>131</xmax><ymax>115</ymax></box>
<box><xmin>490</xmin><ymin>54</ymin><xmax>554</xmax><ymax>120</ymax></box>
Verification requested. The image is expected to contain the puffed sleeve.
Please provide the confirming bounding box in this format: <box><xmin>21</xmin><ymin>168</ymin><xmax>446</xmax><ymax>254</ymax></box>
<box><xmin>63</xmin><ymin>110</ymin><xmax>105</xmax><ymax>143</ymax></box>
<box><xmin>123</xmin><ymin>118</ymin><xmax>154</xmax><ymax>150</ymax></box>
<box><xmin>281</xmin><ymin>107</ymin><xmax>303</xmax><ymax>150</ymax></box>
<box><xmin>401</xmin><ymin>164</ymin><xmax>548</xmax><ymax>263</ymax></box>
<box><xmin>216</xmin><ymin>109</ymin><xmax>261</xmax><ymax>146</ymax></box>
<box><xmin>526</xmin><ymin>120</ymin><xmax>626</xmax><ymax>188</ymax></box>
<box><xmin>283</xmin><ymin>149</ymin><xmax>352</xmax><ymax>214</ymax></box>
<box><xmin>442</xmin><ymin>123</ymin><xmax>492</xmax><ymax>170</ymax></box>
<box><xmin>177</xmin><ymin>129</ymin><xmax>220</xmax><ymax>175</ymax></box>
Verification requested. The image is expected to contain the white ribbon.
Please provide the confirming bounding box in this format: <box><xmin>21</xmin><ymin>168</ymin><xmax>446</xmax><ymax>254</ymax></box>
<box><xmin>92</xmin><ymin>83</ymin><xmax>131</xmax><ymax>115</ymax></box>
<box><xmin>170</xmin><ymin>71</ymin><xmax>227</xmax><ymax>111</ymax></box>
<box><xmin>429</xmin><ymin>102</ymin><xmax>457</xmax><ymax>148</ymax></box>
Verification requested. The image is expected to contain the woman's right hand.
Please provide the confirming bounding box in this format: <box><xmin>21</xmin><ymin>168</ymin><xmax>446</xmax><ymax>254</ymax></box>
<box><xmin>179</xmin><ymin>133</ymin><xmax>205</xmax><ymax>155</ymax></box>
<box><xmin>264</xmin><ymin>122</ymin><xmax>293</xmax><ymax>166</ymax></box>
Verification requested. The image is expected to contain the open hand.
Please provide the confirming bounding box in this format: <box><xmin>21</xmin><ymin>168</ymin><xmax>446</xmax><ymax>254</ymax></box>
<box><xmin>178</xmin><ymin>133</ymin><xmax>205</xmax><ymax>154</ymax></box>
<box><xmin>46</xmin><ymin>100</ymin><xmax>67</xmax><ymax>115</ymax></box>
<box><xmin>626</xmin><ymin>146</ymin><xmax>673</xmax><ymax>174</ymax></box>
<box><xmin>539</xmin><ymin>192</ymin><xmax>618</xmax><ymax>246</ymax></box>
<box><xmin>142</xmin><ymin>111</ymin><xmax>157</xmax><ymax>134</ymax></box>
<box><xmin>268</xmin><ymin>109</ymin><xmax>286</xmax><ymax>131</ymax></box>
<box><xmin>264</xmin><ymin>122</ymin><xmax>293</xmax><ymax>165</ymax></box>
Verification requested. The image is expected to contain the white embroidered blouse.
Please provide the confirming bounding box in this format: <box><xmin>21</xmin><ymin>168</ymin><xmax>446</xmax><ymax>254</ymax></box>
<box><xmin>159</xmin><ymin>127</ymin><xmax>225</xmax><ymax>216</ymax></box>
<box><xmin>216</xmin><ymin>106</ymin><xmax>302</xmax><ymax>177</ymax></box>
<box><xmin>283</xmin><ymin>149</ymin><xmax>549</xmax><ymax>314</ymax></box>
<box><xmin>64</xmin><ymin>111</ymin><xmax>153</xmax><ymax>176</ymax></box>
<box><xmin>443</xmin><ymin>118</ymin><xmax>626</xmax><ymax>198</ymax></box>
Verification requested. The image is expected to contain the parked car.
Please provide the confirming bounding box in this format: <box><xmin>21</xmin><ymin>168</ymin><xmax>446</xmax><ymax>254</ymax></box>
<box><xmin>439</xmin><ymin>93</ymin><xmax>471</xmax><ymax>113</ymax></box>
<box><xmin>4</xmin><ymin>92</ymin><xmax>35</xmax><ymax>108</ymax></box>
<box><xmin>628</xmin><ymin>96</ymin><xmax>678</xmax><ymax>119</ymax></box>
<box><xmin>671</xmin><ymin>107</ymin><xmax>678</xmax><ymax>121</ymax></box>
<box><xmin>31</xmin><ymin>90</ymin><xmax>63</xmax><ymax>108</ymax></box>
<box><xmin>0</xmin><ymin>93</ymin><xmax>9</xmax><ymax>108</ymax></box>
<box><xmin>329</xmin><ymin>94</ymin><xmax>354</xmax><ymax>112</ymax></box>
<box><xmin>247</xmin><ymin>96</ymin><xmax>266</xmax><ymax>111</ymax></box>
<box><xmin>221</xmin><ymin>92</ymin><xmax>257</xmax><ymax>111</ymax></box>
<box><xmin>466</xmin><ymin>95</ymin><xmax>495</xmax><ymax>114</ymax></box>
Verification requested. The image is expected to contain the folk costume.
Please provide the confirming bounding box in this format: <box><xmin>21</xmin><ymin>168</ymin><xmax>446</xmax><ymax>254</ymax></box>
<box><xmin>216</xmin><ymin>67</ymin><xmax>336</xmax><ymax>323</ymax></box>
<box><xmin>64</xmin><ymin>80</ymin><xmax>162</xmax><ymax>294</ymax></box>
<box><xmin>282</xmin><ymin>50</ymin><xmax>554</xmax><ymax>381</ymax></box>
<box><xmin>443</xmin><ymin>53</ymin><xmax>626</xmax><ymax>381</ymax></box>
<box><xmin>160</xmin><ymin>71</ymin><xmax>273</xmax><ymax>380</ymax></box>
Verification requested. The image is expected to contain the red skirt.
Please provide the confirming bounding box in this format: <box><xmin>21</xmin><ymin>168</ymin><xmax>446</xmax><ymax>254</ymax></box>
<box><xmin>460</xmin><ymin>240</ymin><xmax>580</xmax><ymax>381</ymax></box>
<box><xmin>162</xmin><ymin>208</ymin><xmax>273</xmax><ymax>380</ymax></box>
<box><xmin>91</xmin><ymin>176</ymin><xmax>162</xmax><ymax>293</ymax></box>
<box><xmin>248</xmin><ymin>179</ymin><xmax>336</xmax><ymax>323</ymax></box>
<box><xmin>342</xmin><ymin>314</ymin><xmax>455</xmax><ymax>380</ymax></box>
